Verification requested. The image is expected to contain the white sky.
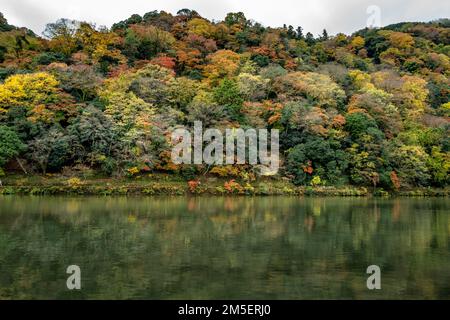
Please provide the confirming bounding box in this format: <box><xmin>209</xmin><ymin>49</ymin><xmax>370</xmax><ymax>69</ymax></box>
<box><xmin>2</xmin><ymin>0</ymin><xmax>449</xmax><ymax>36</ymax></box>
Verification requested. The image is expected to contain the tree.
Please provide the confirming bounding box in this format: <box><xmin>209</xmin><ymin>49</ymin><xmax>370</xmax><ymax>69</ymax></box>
<box><xmin>347</xmin><ymin>88</ymin><xmax>401</xmax><ymax>138</ymax></box>
<box><xmin>281</xmin><ymin>101</ymin><xmax>335</xmax><ymax>138</ymax></box>
<box><xmin>177</xmin><ymin>9</ymin><xmax>200</xmax><ymax>20</ymax></box>
<box><xmin>27</xmin><ymin>126</ymin><xmax>71</xmax><ymax>173</ymax></box>
<box><xmin>347</xmin><ymin>142</ymin><xmax>381</xmax><ymax>188</ymax></box>
<box><xmin>305</xmin><ymin>32</ymin><xmax>315</xmax><ymax>45</ymax></box>
<box><xmin>213</xmin><ymin>78</ymin><xmax>244</xmax><ymax>122</ymax></box>
<box><xmin>350</xmin><ymin>36</ymin><xmax>365</xmax><ymax>51</ymax></box>
<box><xmin>0</xmin><ymin>11</ymin><xmax>448</xmax><ymax>190</ymax></box>
<box><xmin>0</xmin><ymin>126</ymin><xmax>26</xmax><ymax>175</ymax></box>
<box><xmin>187</xmin><ymin>18</ymin><xmax>216</xmax><ymax>38</ymax></box>
<box><xmin>0</xmin><ymin>12</ymin><xmax>14</xmax><ymax>32</ymax></box>
<box><xmin>203</xmin><ymin>50</ymin><xmax>241</xmax><ymax>84</ymax></box>
<box><xmin>385</xmin><ymin>143</ymin><xmax>431</xmax><ymax>187</ymax></box>
<box><xmin>236</xmin><ymin>73</ymin><xmax>269</xmax><ymax>101</ymax></box>
<box><xmin>296</xmin><ymin>26</ymin><xmax>304</xmax><ymax>39</ymax></box>
<box><xmin>395</xmin><ymin>75</ymin><xmax>429</xmax><ymax>119</ymax></box>
<box><xmin>0</xmin><ymin>72</ymin><xmax>79</xmax><ymax>124</ymax></box>
<box><xmin>426</xmin><ymin>146</ymin><xmax>450</xmax><ymax>187</ymax></box>
<box><xmin>128</xmin><ymin>64</ymin><xmax>175</xmax><ymax>108</ymax></box>
<box><xmin>0</xmin><ymin>72</ymin><xmax>59</xmax><ymax>112</ymax></box>
<box><xmin>169</xmin><ymin>76</ymin><xmax>199</xmax><ymax>111</ymax></box>
<box><xmin>187</xmin><ymin>91</ymin><xmax>224</xmax><ymax>127</ymax></box>
<box><xmin>44</xmin><ymin>18</ymin><xmax>79</xmax><ymax>56</ymax></box>
<box><xmin>286</xmin><ymin>136</ymin><xmax>349</xmax><ymax>185</ymax></box>
<box><xmin>111</xmin><ymin>14</ymin><xmax>143</xmax><ymax>31</ymax></box>
<box><xmin>74</xmin><ymin>22</ymin><xmax>125</xmax><ymax>67</ymax></box>
<box><xmin>150</xmin><ymin>55</ymin><xmax>176</xmax><ymax>70</ymax></box>
<box><xmin>99</xmin><ymin>65</ymin><xmax>163</xmax><ymax>170</ymax></box>
<box><xmin>387</xmin><ymin>31</ymin><xmax>414</xmax><ymax>49</ymax></box>
<box><xmin>49</xmin><ymin>64</ymin><xmax>102</xmax><ymax>102</ymax></box>
<box><xmin>224</xmin><ymin>12</ymin><xmax>247</xmax><ymax>27</ymax></box>
<box><xmin>124</xmin><ymin>25</ymin><xmax>175</xmax><ymax>61</ymax></box>
<box><xmin>345</xmin><ymin>112</ymin><xmax>378</xmax><ymax>138</ymax></box>
<box><xmin>67</xmin><ymin>106</ymin><xmax>121</xmax><ymax>170</ymax></box>
<box><xmin>274</xmin><ymin>72</ymin><xmax>346</xmax><ymax>109</ymax></box>
<box><xmin>99</xmin><ymin>70</ymin><xmax>155</xmax><ymax>133</ymax></box>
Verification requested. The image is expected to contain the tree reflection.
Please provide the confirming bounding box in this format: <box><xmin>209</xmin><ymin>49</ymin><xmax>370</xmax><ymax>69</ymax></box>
<box><xmin>0</xmin><ymin>196</ymin><xmax>448</xmax><ymax>299</ymax></box>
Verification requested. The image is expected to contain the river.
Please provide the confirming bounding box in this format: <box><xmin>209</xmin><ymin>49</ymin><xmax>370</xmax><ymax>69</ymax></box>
<box><xmin>0</xmin><ymin>196</ymin><xmax>448</xmax><ymax>299</ymax></box>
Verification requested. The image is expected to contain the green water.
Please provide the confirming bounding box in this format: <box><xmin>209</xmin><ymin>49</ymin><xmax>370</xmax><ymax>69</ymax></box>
<box><xmin>0</xmin><ymin>196</ymin><xmax>449</xmax><ymax>300</ymax></box>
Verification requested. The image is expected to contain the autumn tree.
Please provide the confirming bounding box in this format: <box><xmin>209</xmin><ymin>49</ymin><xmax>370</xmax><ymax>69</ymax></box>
<box><xmin>124</xmin><ymin>25</ymin><xmax>175</xmax><ymax>61</ymax></box>
<box><xmin>385</xmin><ymin>143</ymin><xmax>431</xmax><ymax>187</ymax></box>
<box><xmin>44</xmin><ymin>19</ymin><xmax>79</xmax><ymax>56</ymax></box>
<box><xmin>274</xmin><ymin>71</ymin><xmax>346</xmax><ymax>109</ymax></box>
<box><xmin>203</xmin><ymin>50</ymin><xmax>241</xmax><ymax>84</ymax></box>
<box><xmin>0</xmin><ymin>72</ymin><xmax>59</xmax><ymax>112</ymax></box>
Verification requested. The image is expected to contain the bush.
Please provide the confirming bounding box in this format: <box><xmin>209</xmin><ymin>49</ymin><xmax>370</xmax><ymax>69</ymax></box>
<box><xmin>67</xmin><ymin>177</ymin><xmax>83</xmax><ymax>187</ymax></box>
<box><xmin>33</xmin><ymin>52</ymin><xmax>66</xmax><ymax>65</ymax></box>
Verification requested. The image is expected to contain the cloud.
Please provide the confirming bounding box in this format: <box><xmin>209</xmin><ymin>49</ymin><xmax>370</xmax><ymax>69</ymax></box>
<box><xmin>2</xmin><ymin>0</ymin><xmax>449</xmax><ymax>36</ymax></box>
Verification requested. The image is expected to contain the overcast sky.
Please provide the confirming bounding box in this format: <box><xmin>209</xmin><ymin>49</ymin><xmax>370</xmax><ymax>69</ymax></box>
<box><xmin>2</xmin><ymin>0</ymin><xmax>449</xmax><ymax>36</ymax></box>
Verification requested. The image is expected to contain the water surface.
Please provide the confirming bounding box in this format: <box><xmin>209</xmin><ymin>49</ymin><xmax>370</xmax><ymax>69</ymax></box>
<box><xmin>0</xmin><ymin>196</ymin><xmax>449</xmax><ymax>299</ymax></box>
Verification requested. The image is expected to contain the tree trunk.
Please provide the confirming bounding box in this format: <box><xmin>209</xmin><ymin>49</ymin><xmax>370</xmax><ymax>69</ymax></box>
<box><xmin>15</xmin><ymin>157</ymin><xmax>28</xmax><ymax>175</ymax></box>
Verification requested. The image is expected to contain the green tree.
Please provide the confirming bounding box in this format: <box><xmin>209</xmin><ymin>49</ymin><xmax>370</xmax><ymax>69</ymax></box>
<box><xmin>426</xmin><ymin>146</ymin><xmax>449</xmax><ymax>187</ymax></box>
<box><xmin>67</xmin><ymin>106</ymin><xmax>122</xmax><ymax>174</ymax></box>
<box><xmin>27</xmin><ymin>127</ymin><xmax>71</xmax><ymax>173</ymax></box>
<box><xmin>345</xmin><ymin>112</ymin><xmax>378</xmax><ymax>138</ymax></box>
<box><xmin>0</xmin><ymin>12</ymin><xmax>14</xmax><ymax>32</ymax></box>
<box><xmin>213</xmin><ymin>78</ymin><xmax>244</xmax><ymax>122</ymax></box>
<box><xmin>224</xmin><ymin>12</ymin><xmax>247</xmax><ymax>27</ymax></box>
<box><xmin>286</xmin><ymin>136</ymin><xmax>348</xmax><ymax>185</ymax></box>
<box><xmin>0</xmin><ymin>126</ymin><xmax>26</xmax><ymax>175</ymax></box>
<box><xmin>123</xmin><ymin>25</ymin><xmax>175</xmax><ymax>61</ymax></box>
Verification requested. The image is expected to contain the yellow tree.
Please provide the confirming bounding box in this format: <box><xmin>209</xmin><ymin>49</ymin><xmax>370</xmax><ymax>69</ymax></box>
<box><xmin>0</xmin><ymin>72</ymin><xmax>59</xmax><ymax>112</ymax></box>
<box><xmin>187</xmin><ymin>18</ymin><xmax>216</xmax><ymax>38</ymax></box>
<box><xmin>75</xmin><ymin>23</ymin><xmax>125</xmax><ymax>64</ymax></box>
<box><xmin>0</xmin><ymin>72</ymin><xmax>79</xmax><ymax>123</ymax></box>
<box><xmin>350</xmin><ymin>36</ymin><xmax>365</xmax><ymax>52</ymax></box>
<box><xmin>397</xmin><ymin>75</ymin><xmax>429</xmax><ymax>119</ymax></box>
<box><xmin>203</xmin><ymin>50</ymin><xmax>241</xmax><ymax>85</ymax></box>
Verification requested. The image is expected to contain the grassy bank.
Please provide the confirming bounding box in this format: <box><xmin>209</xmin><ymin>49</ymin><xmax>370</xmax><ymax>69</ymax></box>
<box><xmin>0</xmin><ymin>174</ymin><xmax>448</xmax><ymax>197</ymax></box>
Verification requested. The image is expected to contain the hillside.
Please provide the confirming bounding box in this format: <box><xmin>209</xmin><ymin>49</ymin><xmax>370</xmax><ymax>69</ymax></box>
<box><xmin>0</xmin><ymin>10</ymin><xmax>449</xmax><ymax>191</ymax></box>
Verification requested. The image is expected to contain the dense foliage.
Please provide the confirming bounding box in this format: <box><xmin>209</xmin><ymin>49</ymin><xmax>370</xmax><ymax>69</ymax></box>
<box><xmin>0</xmin><ymin>10</ymin><xmax>448</xmax><ymax>189</ymax></box>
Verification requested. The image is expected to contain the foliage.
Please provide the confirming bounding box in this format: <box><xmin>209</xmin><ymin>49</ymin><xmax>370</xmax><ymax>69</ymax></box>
<box><xmin>0</xmin><ymin>72</ymin><xmax>59</xmax><ymax>112</ymax></box>
<box><xmin>203</xmin><ymin>50</ymin><xmax>240</xmax><ymax>84</ymax></box>
<box><xmin>274</xmin><ymin>72</ymin><xmax>346</xmax><ymax>109</ymax></box>
<box><xmin>286</xmin><ymin>136</ymin><xmax>349</xmax><ymax>185</ymax></box>
<box><xmin>124</xmin><ymin>25</ymin><xmax>175</xmax><ymax>61</ymax></box>
<box><xmin>385</xmin><ymin>143</ymin><xmax>431</xmax><ymax>188</ymax></box>
<box><xmin>0</xmin><ymin>125</ymin><xmax>26</xmax><ymax>174</ymax></box>
<box><xmin>213</xmin><ymin>78</ymin><xmax>244</xmax><ymax>121</ymax></box>
<box><xmin>0</xmin><ymin>10</ymin><xmax>447</xmax><ymax>189</ymax></box>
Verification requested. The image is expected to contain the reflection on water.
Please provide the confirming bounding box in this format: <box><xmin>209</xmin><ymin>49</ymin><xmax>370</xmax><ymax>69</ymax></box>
<box><xmin>0</xmin><ymin>196</ymin><xmax>449</xmax><ymax>299</ymax></box>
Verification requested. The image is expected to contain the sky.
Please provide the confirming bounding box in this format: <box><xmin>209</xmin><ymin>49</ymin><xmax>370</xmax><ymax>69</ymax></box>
<box><xmin>2</xmin><ymin>0</ymin><xmax>449</xmax><ymax>36</ymax></box>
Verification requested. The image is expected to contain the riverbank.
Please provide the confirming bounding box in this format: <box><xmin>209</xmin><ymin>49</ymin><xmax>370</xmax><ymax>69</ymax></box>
<box><xmin>0</xmin><ymin>174</ymin><xmax>448</xmax><ymax>197</ymax></box>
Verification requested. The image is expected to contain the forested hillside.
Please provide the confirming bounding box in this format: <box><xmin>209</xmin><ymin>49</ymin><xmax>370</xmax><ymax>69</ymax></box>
<box><xmin>0</xmin><ymin>10</ymin><xmax>448</xmax><ymax>190</ymax></box>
